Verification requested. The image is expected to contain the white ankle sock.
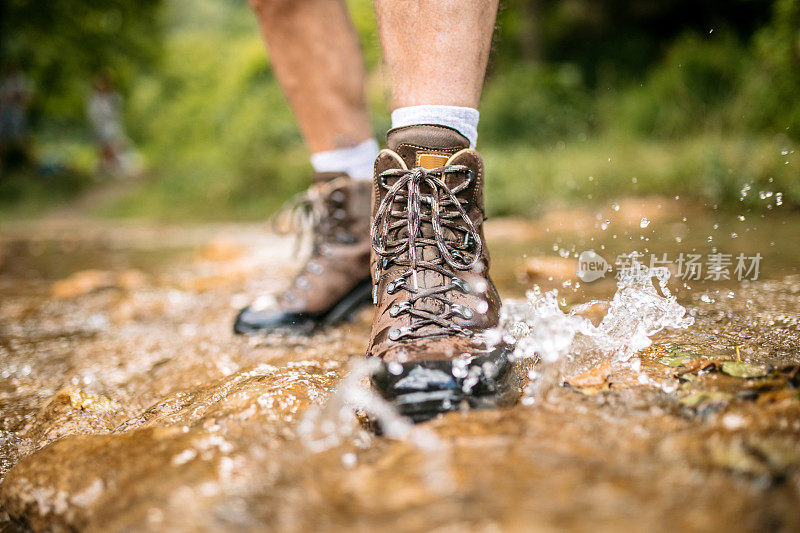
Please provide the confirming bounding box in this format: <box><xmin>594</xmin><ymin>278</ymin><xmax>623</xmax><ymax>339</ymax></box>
<box><xmin>310</xmin><ymin>138</ymin><xmax>379</xmax><ymax>181</ymax></box>
<box><xmin>390</xmin><ymin>105</ymin><xmax>479</xmax><ymax>148</ymax></box>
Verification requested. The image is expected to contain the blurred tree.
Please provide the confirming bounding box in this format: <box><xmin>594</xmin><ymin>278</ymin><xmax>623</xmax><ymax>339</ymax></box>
<box><xmin>0</xmin><ymin>0</ymin><xmax>162</xmax><ymax>122</ymax></box>
<box><xmin>496</xmin><ymin>0</ymin><xmax>772</xmax><ymax>84</ymax></box>
<box><xmin>743</xmin><ymin>0</ymin><xmax>800</xmax><ymax>138</ymax></box>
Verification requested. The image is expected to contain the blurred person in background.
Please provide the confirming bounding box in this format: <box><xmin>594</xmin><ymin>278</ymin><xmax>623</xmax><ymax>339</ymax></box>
<box><xmin>235</xmin><ymin>0</ymin><xmax>514</xmax><ymax>421</ymax></box>
<box><xmin>0</xmin><ymin>63</ymin><xmax>33</xmax><ymax>172</ymax></box>
<box><xmin>87</xmin><ymin>72</ymin><xmax>138</xmax><ymax>178</ymax></box>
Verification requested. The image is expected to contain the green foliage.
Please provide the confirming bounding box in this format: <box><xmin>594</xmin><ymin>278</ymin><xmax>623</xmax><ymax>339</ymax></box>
<box><xmin>114</xmin><ymin>0</ymin><xmax>308</xmax><ymax>220</ymax></box>
<box><xmin>479</xmin><ymin>64</ymin><xmax>593</xmax><ymax>145</ymax></box>
<box><xmin>604</xmin><ymin>33</ymin><xmax>747</xmax><ymax>138</ymax></box>
<box><xmin>1</xmin><ymin>0</ymin><xmax>162</xmax><ymax>120</ymax></box>
<box><xmin>3</xmin><ymin>0</ymin><xmax>799</xmax><ymax>220</ymax></box>
<box><xmin>740</xmin><ymin>0</ymin><xmax>800</xmax><ymax>138</ymax></box>
<box><xmin>482</xmin><ymin>135</ymin><xmax>799</xmax><ymax>217</ymax></box>
<box><xmin>0</xmin><ymin>167</ymin><xmax>94</xmax><ymax>220</ymax></box>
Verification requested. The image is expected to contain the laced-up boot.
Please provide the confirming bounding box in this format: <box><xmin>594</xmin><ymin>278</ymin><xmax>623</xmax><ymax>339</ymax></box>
<box><xmin>235</xmin><ymin>172</ymin><xmax>372</xmax><ymax>335</ymax></box>
<box><xmin>367</xmin><ymin>125</ymin><xmax>517</xmax><ymax>421</ymax></box>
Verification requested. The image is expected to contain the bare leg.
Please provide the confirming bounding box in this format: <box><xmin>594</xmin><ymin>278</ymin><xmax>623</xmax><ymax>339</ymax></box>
<box><xmin>374</xmin><ymin>0</ymin><xmax>499</xmax><ymax>110</ymax></box>
<box><xmin>250</xmin><ymin>0</ymin><xmax>373</xmax><ymax>152</ymax></box>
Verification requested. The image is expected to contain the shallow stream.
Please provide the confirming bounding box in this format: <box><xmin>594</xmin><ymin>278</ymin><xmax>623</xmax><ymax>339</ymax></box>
<box><xmin>1</xmin><ymin>198</ymin><xmax>799</xmax><ymax>532</ymax></box>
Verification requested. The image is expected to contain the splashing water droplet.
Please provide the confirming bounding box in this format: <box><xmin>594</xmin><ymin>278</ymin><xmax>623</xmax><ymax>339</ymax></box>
<box><xmin>297</xmin><ymin>359</ymin><xmax>454</xmax><ymax>492</ymax></box>
<box><xmin>502</xmin><ymin>259</ymin><xmax>693</xmax><ymax>400</ymax></box>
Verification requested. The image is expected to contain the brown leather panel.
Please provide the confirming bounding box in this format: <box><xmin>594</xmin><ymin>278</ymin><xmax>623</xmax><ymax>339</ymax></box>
<box><xmin>386</xmin><ymin>125</ymin><xmax>469</xmax><ymax>169</ymax></box>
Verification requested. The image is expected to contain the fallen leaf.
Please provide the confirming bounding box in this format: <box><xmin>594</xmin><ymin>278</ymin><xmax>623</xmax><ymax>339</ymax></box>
<box><xmin>721</xmin><ymin>361</ymin><xmax>769</xmax><ymax>379</ymax></box>
<box><xmin>51</xmin><ymin>270</ymin><xmax>115</xmax><ymax>299</ymax></box>
<box><xmin>566</xmin><ymin>360</ymin><xmax>614</xmax><ymax>388</ymax></box>
<box><xmin>678</xmin><ymin>391</ymin><xmax>733</xmax><ymax>408</ymax></box>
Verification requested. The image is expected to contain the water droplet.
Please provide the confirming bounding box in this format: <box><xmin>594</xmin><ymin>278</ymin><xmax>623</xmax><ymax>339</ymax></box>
<box><xmin>639</xmin><ymin>218</ymin><xmax>650</xmax><ymax>228</ymax></box>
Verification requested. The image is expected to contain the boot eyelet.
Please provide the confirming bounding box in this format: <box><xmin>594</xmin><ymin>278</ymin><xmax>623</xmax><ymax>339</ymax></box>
<box><xmin>465</xmin><ymin>169</ymin><xmax>476</xmax><ymax>185</ymax></box>
<box><xmin>450</xmin><ymin>278</ymin><xmax>470</xmax><ymax>293</ymax></box>
<box><xmin>451</xmin><ymin>304</ymin><xmax>474</xmax><ymax>319</ymax></box>
<box><xmin>389</xmin><ymin>302</ymin><xmax>410</xmax><ymax>317</ymax></box>
<box><xmin>388</xmin><ymin>326</ymin><xmax>411</xmax><ymax>341</ymax></box>
<box><xmin>386</xmin><ymin>278</ymin><xmax>405</xmax><ymax>294</ymax></box>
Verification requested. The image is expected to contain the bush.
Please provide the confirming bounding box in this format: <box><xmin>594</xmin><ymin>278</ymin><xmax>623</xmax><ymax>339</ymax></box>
<box><xmin>606</xmin><ymin>32</ymin><xmax>747</xmax><ymax>138</ymax></box>
<box><xmin>479</xmin><ymin>64</ymin><xmax>594</xmax><ymax>146</ymax></box>
<box><xmin>739</xmin><ymin>0</ymin><xmax>800</xmax><ymax>139</ymax></box>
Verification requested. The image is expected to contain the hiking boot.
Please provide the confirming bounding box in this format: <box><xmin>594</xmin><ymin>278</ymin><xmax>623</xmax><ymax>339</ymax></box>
<box><xmin>234</xmin><ymin>172</ymin><xmax>373</xmax><ymax>335</ymax></box>
<box><xmin>367</xmin><ymin>125</ymin><xmax>518</xmax><ymax>422</ymax></box>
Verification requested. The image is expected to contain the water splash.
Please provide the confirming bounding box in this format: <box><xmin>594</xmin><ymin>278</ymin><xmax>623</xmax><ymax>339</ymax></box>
<box><xmin>299</xmin><ymin>258</ymin><xmax>693</xmax><ymax>459</ymax></box>
<box><xmin>296</xmin><ymin>358</ymin><xmax>453</xmax><ymax>492</ymax></box>
<box><xmin>502</xmin><ymin>257</ymin><xmax>694</xmax><ymax>399</ymax></box>
<box><xmin>297</xmin><ymin>358</ymin><xmax>406</xmax><ymax>451</ymax></box>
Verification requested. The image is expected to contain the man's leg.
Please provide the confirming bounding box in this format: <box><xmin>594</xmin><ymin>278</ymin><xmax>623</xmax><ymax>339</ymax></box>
<box><xmin>375</xmin><ymin>0</ymin><xmax>498</xmax><ymax>111</ymax></box>
<box><xmin>235</xmin><ymin>0</ymin><xmax>376</xmax><ymax>335</ymax></box>
<box><xmin>368</xmin><ymin>1</ymin><xmax>514</xmax><ymax>422</ymax></box>
<box><xmin>250</xmin><ymin>0</ymin><xmax>378</xmax><ymax>178</ymax></box>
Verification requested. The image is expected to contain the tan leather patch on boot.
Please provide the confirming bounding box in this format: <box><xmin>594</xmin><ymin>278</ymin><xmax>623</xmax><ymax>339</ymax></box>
<box><xmin>416</xmin><ymin>152</ymin><xmax>450</xmax><ymax>169</ymax></box>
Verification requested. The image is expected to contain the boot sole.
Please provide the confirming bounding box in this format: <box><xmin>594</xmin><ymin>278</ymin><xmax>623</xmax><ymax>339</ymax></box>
<box><xmin>233</xmin><ymin>279</ymin><xmax>373</xmax><ymax>336</ymax></box>
<box><xmin>370</xmin><ymin>344</ymin><xmax>523</xmax><ymax>424</ymax></box>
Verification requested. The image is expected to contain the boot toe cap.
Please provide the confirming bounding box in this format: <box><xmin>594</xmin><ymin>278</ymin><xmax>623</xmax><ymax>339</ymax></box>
<box><xmin>233</xmin><ymin>306</ymin><xmax>314</xmax><ymax>335</ymax></box>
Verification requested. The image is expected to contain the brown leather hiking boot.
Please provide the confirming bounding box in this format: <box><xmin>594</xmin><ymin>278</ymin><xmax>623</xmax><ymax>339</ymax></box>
<box><xmin>367</xmin><ymin>125</ymin><xmax>518</xmax><ymax>422</ymax></box>
<box><xmin>234</xmin><ymin>172</ymin><xmax>373</xmax><ymax>335</ymax></box>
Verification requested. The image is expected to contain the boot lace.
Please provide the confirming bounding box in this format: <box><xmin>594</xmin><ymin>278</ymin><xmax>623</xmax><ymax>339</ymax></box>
<box><xmin>371</xmin><ymin>165</ymin><xmax>483</xmax><ymax>340</ymax></box>
<box><xmin>271</xmin><ymin>177</ymin><xmax>354</xmax><ymax>257</ymax></box>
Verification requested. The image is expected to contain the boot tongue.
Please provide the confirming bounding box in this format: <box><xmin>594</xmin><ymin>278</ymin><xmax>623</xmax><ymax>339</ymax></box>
<box><xmin>386</xmin><ymin>124</ymin><xmax>469</xmax><ymax>169</ymax></box>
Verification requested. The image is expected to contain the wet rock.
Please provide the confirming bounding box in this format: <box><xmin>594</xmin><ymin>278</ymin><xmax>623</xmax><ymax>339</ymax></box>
<box><xmin>50</xmin><ymin>269</ymin><xmax>149</xmax><ymax>299</ymax></box>
<box><xmin>0</xmin><ymin>427</ymin><xmax>232</xmax><ymax>531</ymax></box>
<box><xmin>195</xmin><ymin>238</ymin><xmax>245</xmax><ymax>262</ymax></box>
<box><xmin>521</xmin><ymin>256</ymin><xmax>577</xmax><ymax>281</ymax></box>
<box><xmin>22</xmin><ymin>387</ymin><xmax>124</xmax><ymax>450</ymax></box>
<box><xmin>51</xmin><ymin>270</ymin><xmax>115</xmax><ymax>299</ymax></box>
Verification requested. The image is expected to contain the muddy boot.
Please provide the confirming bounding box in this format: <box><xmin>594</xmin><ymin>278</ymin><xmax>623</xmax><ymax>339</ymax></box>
<box><xmin>367</xmin><ymin>125</ymin><xmax>518</xmax><ymax>422</ymax></box>
<box><xmin>234</xmin><ymin>173</ymin><xmax>373</xmax><ymax>335</ymax></box>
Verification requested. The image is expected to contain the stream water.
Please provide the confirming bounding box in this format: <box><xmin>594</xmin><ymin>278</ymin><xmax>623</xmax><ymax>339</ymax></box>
<box><xmin>1</xmin><ymin>197</ymin><xmax>799</xmax><ymax>532</ymax></box>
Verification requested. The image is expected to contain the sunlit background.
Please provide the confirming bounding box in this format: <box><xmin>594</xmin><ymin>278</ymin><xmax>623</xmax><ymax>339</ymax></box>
<box><xmin>1</xmin><ymin>0</ymin><xmax>797</xmax><ymax>221</ymax></box>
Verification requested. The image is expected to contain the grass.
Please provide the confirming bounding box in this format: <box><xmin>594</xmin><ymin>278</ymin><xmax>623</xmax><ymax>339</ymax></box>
<box><xmin>483</xmin><ymin>134</ymin><xmax>799</xmax><ymax>218</ymax></box>
<box><xmin>4</xmin><ymin>132</ymin><xmax>792</xmax><ymax>223</ymax></box>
